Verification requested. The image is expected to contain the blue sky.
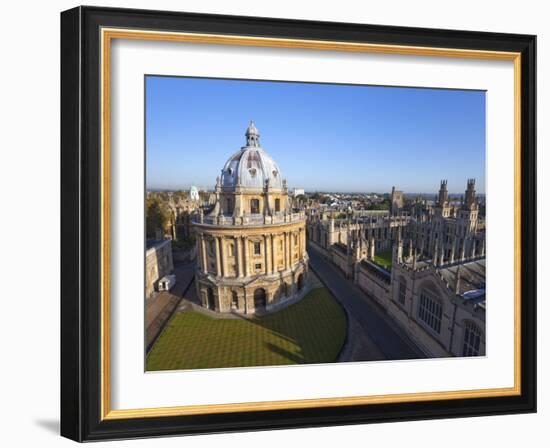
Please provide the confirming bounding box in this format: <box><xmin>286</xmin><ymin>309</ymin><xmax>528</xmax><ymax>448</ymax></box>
<box><xmin>146</xmin><ymin>76</ymin><xmax>486</xmax><ymax>194</ymax></box>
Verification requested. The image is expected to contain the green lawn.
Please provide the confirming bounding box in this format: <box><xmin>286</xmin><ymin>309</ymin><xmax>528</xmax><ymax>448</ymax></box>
<box><xmin>373</xmin><ymin>250</ymin><xmax>393</xmax><ymax>271</ymax></box>
<box><xmin>146</xmin><ymin>288</ymin><xmax>347</xmax><ymax>371</ymax></box>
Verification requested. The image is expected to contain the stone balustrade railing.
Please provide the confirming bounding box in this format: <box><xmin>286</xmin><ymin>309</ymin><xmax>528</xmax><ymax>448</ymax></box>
<box><xmin>193</xmin><ymin>211</ymin><xmax>306</xmax><ymax>227</ymax></box>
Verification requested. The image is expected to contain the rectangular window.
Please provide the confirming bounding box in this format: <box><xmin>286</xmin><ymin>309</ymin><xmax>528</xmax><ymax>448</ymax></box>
<box><xmin>254</xmin><ymin>241</ymin><xmax>261</xmax><ymax>255</ymax></box>
<box><xmin>227</xmin><ymin>198</ymin><xmax>234</xmax><ymax>214</ymax></box>
<box><xmin>250</xmin><ymin>198</ymin><xmax>260</xmax><ymax>214</ymax></box>
<box><xmin>418</xmin><ymin>293</ymin><xmax>442</xmax><ymax>333</ymax></box>
<box><xmin>398</xmin><ymin>281</ymin><xmax>406</xmax><ymax>305</ymax></box>
<box><xmin>275</xmin><ymin>198</ymin><xmax>281</xmax><ymax>212</ymax></box>
<box><xmin>462</xmin><ymin>322</ymin><xmax>482</xmax><ymax>356</ymax></box>
<box><xmin>255</xmin><ymin>263</ymin><xmax>262</xmax><ymax>271</ymax></box>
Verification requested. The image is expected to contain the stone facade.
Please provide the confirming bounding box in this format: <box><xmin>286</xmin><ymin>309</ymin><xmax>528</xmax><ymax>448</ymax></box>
<box><xmin>308</xmin><ymin>179</ymin><xmax>486</xmax><ymax>358</ymax></box>
<box><xmin>390</xmin><ymin>186</ymin><xmax>404</xmax><ymax>215</ymax></box>
<box><xmin>192</xmin><ymin>123</ymin><xmax>309</xmax><ymax>314</ymax></box>
<box><xmin>145</xmin><ymin>239</ymin><xmax>174</xmax><ymax>300</ymax></box>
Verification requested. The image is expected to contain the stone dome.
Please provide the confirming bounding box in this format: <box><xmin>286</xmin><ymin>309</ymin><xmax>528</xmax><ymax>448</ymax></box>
<box><xmin>220</xmin><ymin>122</ymin><xmax>284</xmax><ymax>191</ymax></box>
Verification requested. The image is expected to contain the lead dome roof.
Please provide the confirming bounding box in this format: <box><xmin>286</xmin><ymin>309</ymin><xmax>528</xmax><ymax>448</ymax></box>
<box><xmin>220</xmin><ymin>122</ymin><xmax>284</xmax><ymax>191</ymax></box>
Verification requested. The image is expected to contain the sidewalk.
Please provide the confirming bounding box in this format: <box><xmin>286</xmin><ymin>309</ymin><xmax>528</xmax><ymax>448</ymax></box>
<box><xmin>145</xmin><ymin>262</ymin><xmax>195</xmax><ymax>349</ymax></box>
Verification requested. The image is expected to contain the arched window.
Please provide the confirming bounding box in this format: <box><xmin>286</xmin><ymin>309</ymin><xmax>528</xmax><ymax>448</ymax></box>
<box><xmin>250</xmin><ymin>199</ymin><xmax>260</xmax><ymax>214</ymax></box>
<box><xmin>275</xmin><ymin>198</ymin><xmax>281</xmax><ymax>212</ymax></box>
<box><xmin>254</xmin><ymin>288</ymin><xmax>266</xmax><ymax>310</ymax></box>
<box><xmin>209</xmin><ymin>239</ymin><xmax>216</xmax><ymax>255</ymax></box>
<box><xmin>253</xmin><ymin>241</ymin><xmax>261</xmax><ymax>255</ymax></box>
<box><xmin>417</xmin><ymin>290</ymin><xmax>442</xmax><ymax>334</ymax></box>
<box><xmin>462</xmin><ymin>321</ymin><xmax>482</xmax><ymax>356</ymax></box>
<box><xmin>398</xmin><ymin>279</ymin><xmax>406</xmax><ymax>305</ymax></box>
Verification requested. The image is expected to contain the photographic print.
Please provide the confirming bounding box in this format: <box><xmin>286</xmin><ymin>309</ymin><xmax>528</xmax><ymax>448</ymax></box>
<box><xmin>61</xmin><ymin>9</ymin><xmax>536</xmax><ymax>440</ymax></box>
<box><xmin>144</xmin><ymin>76</ymin><xmax>487</xmax><ymax>372</ymax></box>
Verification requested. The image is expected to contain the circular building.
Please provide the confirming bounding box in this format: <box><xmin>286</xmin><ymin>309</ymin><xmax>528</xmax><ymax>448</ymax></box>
<box><xmin>192</xmin><ymin>122</ymin><xmax>309</xmax><ymax>314</ymax></box>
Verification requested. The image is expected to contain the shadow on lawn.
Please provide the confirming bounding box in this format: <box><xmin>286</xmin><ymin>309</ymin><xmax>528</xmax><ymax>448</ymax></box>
<box><xmin>265</xmin><ymin>342</ymin><xmax>306</xmax><ymax>364</ymax></box>
<box><xmin>230</xmin><ymin>290</ymin><xmax>343</xmax><ymax>365</ymax></box>
<box><xmin>232</xmin><ymin>311</ymin><xmax>308</xmax><ymax>364</ymax></box>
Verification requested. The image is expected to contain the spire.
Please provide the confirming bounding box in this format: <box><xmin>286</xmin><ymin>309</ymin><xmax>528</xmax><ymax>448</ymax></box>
<box><xmin>438</xmin><ymin>179</ymin><xmax>449</xmax><ymax>207</ymax></box>
<box><xmin>245</xmin><ymin>120</ymin><xmax>260</xmax><ymax>147</ymax></box>
<box><xmin>463</xmin><ymin>178</ymin><xmax>477</xmax><ymax>210</ymax></box>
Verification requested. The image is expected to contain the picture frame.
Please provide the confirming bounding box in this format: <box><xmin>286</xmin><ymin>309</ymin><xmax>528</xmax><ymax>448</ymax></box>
<box><xmin>60</xmin><ymin>5</ymin><xmax>536</xmax><ymax>442</ymax></box>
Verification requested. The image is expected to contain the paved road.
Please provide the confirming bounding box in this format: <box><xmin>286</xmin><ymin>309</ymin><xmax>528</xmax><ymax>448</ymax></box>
<box><xmin>146</xmin><ymin>261</ymin><xmax>196</xmax><ymax>349</ymax></box>
<box><xmin>308</xmin><ymin>247</ymin><xmax>425</xmax><ymax>361</ymax></box>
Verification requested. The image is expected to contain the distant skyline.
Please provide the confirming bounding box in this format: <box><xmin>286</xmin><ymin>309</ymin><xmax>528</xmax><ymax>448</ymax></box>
<box><xmin>146</xmin><ymin>76</ymin><xmax>486</xmax><ymax>194</ymax></box>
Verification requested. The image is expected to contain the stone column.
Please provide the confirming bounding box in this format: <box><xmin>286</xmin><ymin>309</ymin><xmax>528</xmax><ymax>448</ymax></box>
<box><xmin>271</xmin><ymin>234</ymin><xmax>277</xmax><ymax>273</ymax></box>
<box><xmin>235</xmin><ymin>236</ymin><xmax>242</xmax><ymax>278</ymax></box>
<box><xmin>219</xmin><ymin>236</ymin><xmax>225</xmax><ymax>277</ymax></box>
<box><xmin>243</xmin><ymin>235</ymin><xmax>250</xmax><ymax>277</ymax></box>
<box><xmin>215</xmin><ymin>236</ymin><xmax>222</xmax><ymax>276</ymax></box>
<box><xmin>284</xmin><ymin>232</ymin><xmax>289</xmax><ymax>270</ymax></box>
<box><xmin>292</xmin><ymin>231</ymin><xmax>297</xmax><ymax>261</ymax></box>
<box><xmin>265</xmin><ymin>235</ymin><xmax>271</xmax><ymax>274</ymax></box>
<box><xmin>288</xmin><ymin>232</ymin><xmax>294</xmax><ymax>267</ymax></box>
<box><xmin>200</xmin><ymin>234</ymin><xmax>208</xmax><ymax>273</ymax></box>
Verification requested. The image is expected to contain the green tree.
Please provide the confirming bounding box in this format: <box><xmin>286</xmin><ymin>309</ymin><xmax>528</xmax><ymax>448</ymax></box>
<box><xmin>146</xmin><ymin>198</ymin><xmax>170</xmax><ymax>238</ymax></box>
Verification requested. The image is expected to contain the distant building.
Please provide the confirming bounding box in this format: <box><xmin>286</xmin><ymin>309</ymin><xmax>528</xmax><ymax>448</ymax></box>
<box><xmin>307</xmin><ymin>179</ymin><xmax>485</xmax><ymax>358</ymax></box>
<box><xmin>293</xmin><ymin>188</ymin><xmax>305</xmax><ymax>197</ymax></box>
<box><xmin>145</xmin><ymin>239</ymin><xmax>174</xmax><ymax>300</ymax></box>
<box><xmin>390</xmin><ymin>186</ymin><xmax>404</xmax><ymax>215</ymax></box>
<box><xmin>192</xmin><ymin>122</ymin><xmax>309</xmax><ymax>314</ymax></box>
<box><xmin>189</xmin><ymin>185</ymin><xmax>200</xmax><ymax>202</ymax></box>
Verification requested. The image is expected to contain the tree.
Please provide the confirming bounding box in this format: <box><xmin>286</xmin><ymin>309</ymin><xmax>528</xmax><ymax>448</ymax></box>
<box><xmin>366</xmin><ymin>198</ymin><xmax>390</xmax><ymax>210</ymax></box>
<box><xmin>146</xmin><ymin>197</ymin><xmax>170</xmax><ymax>238</ymax></box>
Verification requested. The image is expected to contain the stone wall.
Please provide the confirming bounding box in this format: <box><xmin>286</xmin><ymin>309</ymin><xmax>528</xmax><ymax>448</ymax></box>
<box><xmin>145</xmin><ymin>240</ymin><xmax>174</xmax><ymax>300</ymax></box>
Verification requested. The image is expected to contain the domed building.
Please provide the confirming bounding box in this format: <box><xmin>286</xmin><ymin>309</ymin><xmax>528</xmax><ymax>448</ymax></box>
<box><xmin>192</xmin><ymin>122</ymin><xmax>309</xmax><ymax>314</ymax></box>
<box><xmin>189</xmin><ymin>185</ymin><xmax>200</xmax><ymax>202</ymax></box>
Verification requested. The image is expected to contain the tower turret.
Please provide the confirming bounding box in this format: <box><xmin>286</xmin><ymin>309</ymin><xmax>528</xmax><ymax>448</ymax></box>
<box><xmin>438</xmin><ymin>179</ymin><xmax>449</xmax><ymax>207</ymax></box>
<box><xmin>463</xmin><ymin>178</ymin><xmax>477</xmax><ymax>210</ymax></box>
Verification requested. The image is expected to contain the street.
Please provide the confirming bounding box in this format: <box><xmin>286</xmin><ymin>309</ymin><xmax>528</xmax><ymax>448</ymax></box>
<box><xmin>308</xmin><ymin>246</ymin><xmax>425</xmax><ymax>361</ymax></box>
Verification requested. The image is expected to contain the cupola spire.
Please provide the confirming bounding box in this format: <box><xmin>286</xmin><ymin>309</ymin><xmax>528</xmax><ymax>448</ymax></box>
<box><xmin>245</xmin><ymin>120</ymin><xmax>260</xmax><ymax>147</ymax></box>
